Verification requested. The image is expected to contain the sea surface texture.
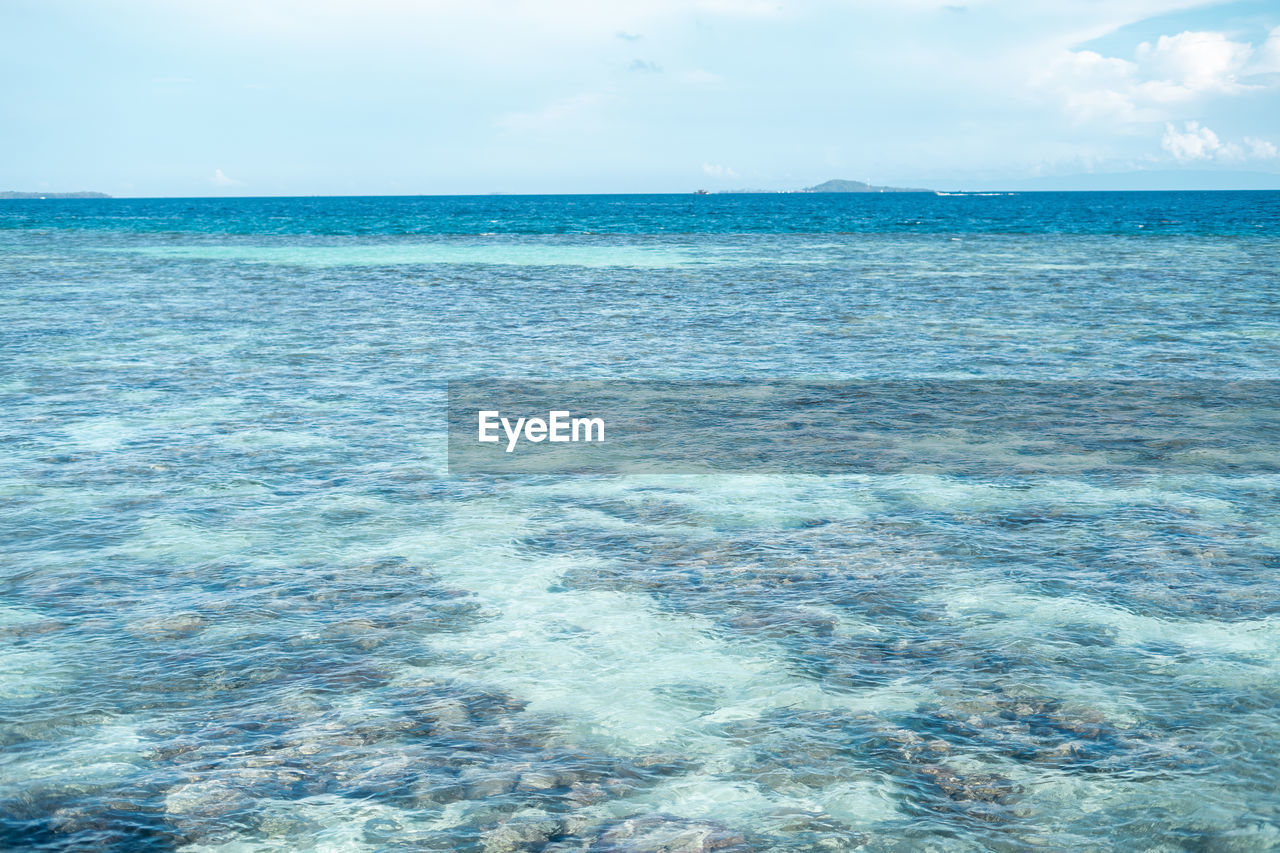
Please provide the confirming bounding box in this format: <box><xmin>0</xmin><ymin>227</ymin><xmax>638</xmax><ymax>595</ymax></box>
<box><xmin>2</xmin><ymin>192</ymin><xmax>1279</xmax><ymax>852</ymax></box>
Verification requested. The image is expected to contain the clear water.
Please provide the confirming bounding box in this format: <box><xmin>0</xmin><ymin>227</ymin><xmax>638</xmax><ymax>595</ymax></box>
<box><xmin>2</xmin><ymin>192</ymin><xmax>1279</xmax><ymax>851</ymax></box>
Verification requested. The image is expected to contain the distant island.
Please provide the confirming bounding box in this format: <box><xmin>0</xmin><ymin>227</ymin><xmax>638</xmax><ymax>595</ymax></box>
<box><xmin>717</xmin><ymin>179</ymin><xmax>932</xmax><ymax>194</ymax></box>
<box><xmin>801</xmin><ymin>179</ymin><xmax>932</xmax><ymax>193</ymax></box>
<box><xmin>0</xmin><ymin>191</ymin><xmax>112</xmax><ymax>199</ymax></box>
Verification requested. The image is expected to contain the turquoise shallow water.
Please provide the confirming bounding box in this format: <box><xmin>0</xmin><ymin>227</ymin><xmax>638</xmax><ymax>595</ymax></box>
<box><xmin>2</xmin><ymin>193</ymin><xmax>1280</xmax><ymax>851</ymax></box>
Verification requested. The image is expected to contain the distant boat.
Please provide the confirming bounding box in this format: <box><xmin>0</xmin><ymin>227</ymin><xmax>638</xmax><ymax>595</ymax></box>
<box><xmin>694</xmin><ymin>189</ymin><xmax>709</xmax><ymax>195</ymax></box>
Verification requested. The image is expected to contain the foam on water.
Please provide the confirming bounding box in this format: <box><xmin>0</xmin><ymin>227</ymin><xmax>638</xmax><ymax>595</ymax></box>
<box><xmin>949</xmin><ymin>587</ymin><xmax>1280</xmax><ymax>661</ymax></box>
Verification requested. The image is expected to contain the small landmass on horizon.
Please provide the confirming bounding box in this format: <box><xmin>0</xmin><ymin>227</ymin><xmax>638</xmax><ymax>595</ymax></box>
<box><xmin>717</xmin><ymin>179</ymin><xmax>932</xmax><ymax>194</ymax></box>
<box><xmin>715</xmin><ymin>170</ymin><xmax>1280</xmax><ymax>194</ymax></box>
<box><xmin>1</xmin><ymin>191</ymin><xmax>112</xmax><ymax>199</ymax></box>
<box><xmin>801</xmin><ymin>179</ymin><xmax>933</xmax><ymax>193</ymax></box>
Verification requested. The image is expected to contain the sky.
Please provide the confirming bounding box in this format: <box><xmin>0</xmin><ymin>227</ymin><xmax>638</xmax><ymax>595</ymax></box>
<box><xmin>3</xmin><ymin>0</ymin><xmax>1279</xmax><ymax>195</ymax></box>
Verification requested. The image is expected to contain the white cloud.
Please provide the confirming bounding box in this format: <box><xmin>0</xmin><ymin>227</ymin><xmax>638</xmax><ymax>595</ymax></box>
<box><xmin>1160</xmin><ymin>121</ymin><xmax>1278</xmax><ymax>163</ymax></box>
<box><xmin>1039</xmin><ymin>50</ymin><xmax>1142</xmax><ymax>123</ymax></box>
<box><xmin>1161</xmin><ymin>120</ymin><xmax>1220</xmax><ymax>160</ymax></box>
<box><xmin>211</xmin><ymin>168</ymin><xmax>243</xmax><ymax>186</ymax></box>
<box><xmin>1141</xmin><ymin>30</ymin><xmax>1249</xmax><ymax>96</ymax></box>
<box><xmin>1247</xmin><ymin>25</ymin><xmax>1280</xmax><ymax>75</ymax></box>
<box><xmin>701</xmin><ymin>163</ymin><xmax>739</xmax><ymax>179</ymax></box>
<box><xmin>1040</xmin><ymin>29</ymin><xmax>1267</xmax><ymax>124</ymax></box>
<box><xmin>1246</xmin><ymin>136</ymin><xmax>1279</xmax><ymax>159</ymax></box>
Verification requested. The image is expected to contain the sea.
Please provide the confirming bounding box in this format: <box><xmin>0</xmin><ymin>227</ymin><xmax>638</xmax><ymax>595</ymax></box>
<box><xmin>2</xmin><ymin>192</ymin><xmax>1279</xmax><ymax>851</ymax></box>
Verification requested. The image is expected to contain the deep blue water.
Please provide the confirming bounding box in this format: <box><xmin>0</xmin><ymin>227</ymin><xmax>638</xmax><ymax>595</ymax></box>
<box><xmin>4</xmin><ymin>191</ymin><xmax>1280</xmax><ymax>235</ymax></box>
<box><xmin>2</xmin><ymin>192</ymin><xmax>1279</xmax><ymax>852</ymax></box>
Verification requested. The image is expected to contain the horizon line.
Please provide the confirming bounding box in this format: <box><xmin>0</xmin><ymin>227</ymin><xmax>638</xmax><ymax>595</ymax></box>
<box><xmin>7</xmin><ymin>188</ymin><xmax>1280</xmax><ymax>200</ymax></box>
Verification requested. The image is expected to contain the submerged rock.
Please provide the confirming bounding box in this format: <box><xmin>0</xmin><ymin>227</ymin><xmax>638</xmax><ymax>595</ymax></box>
<box><xmin>128</xmin><ymin>612</ymin><xmax>207</xmax><ymax>641</ymax></box>
<box><xmin>916</xmin><ymin>764</ymin><xmax>1014</xmax><ymax>803</ymax></box>
<box><xmin>593</xmin><ymin>814</ymin><xmax>748</xmax><ymax>852</ymax></box>
<box><xmin>163</xmin><ymin>779</ymin><xmax>251</xmax><ymax>819</ymax></box>
<box><xmin>516</xmin><ymin>770</ymin><xmax>562</xmax><ymax>792</ymax></box>
<box><xmin>481</xmin><ymin>808</ymin><xmax>562</xmax><ymax>852</ymax></box>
